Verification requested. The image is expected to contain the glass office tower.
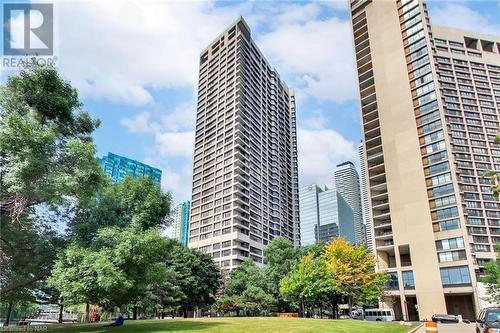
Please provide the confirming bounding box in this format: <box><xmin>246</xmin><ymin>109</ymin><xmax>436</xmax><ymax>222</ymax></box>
<box><xmin>299</xmin><ymin>184</ymin><xmax>356</xmax><ymax>246</ymax></box>
<box><xmin>98</xmin><ymin>152</ymin><xmax>162</xmax><ymax>185</ymax></box>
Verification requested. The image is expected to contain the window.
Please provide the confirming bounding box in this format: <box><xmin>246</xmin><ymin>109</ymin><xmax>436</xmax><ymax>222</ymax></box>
<box><xmin>422</xmin><ymin>130</ymin><xmax>443</xmax><ymax>144</ymax></box>
<box><xmin>419</xmin><ymin>119</ymin><xmax>442</xmax><ymax>134</ymax></box>
<box><xmin>429</xmin><ymin>173</ymin><xmax>452</xmax><ymax>187</ymax></box>
<box><xmin>432</xmin><ymin>206</ymin><xmax>458</xmax><ymax>220</ymax></box>
<box><xmin>386</xmin><ymin>272</ymin><xmax>399</xmax><ymax>290</ymax></box>
<box><xmin>432</xmin><ymin>194</ymin><xmax>456</xmax><ymax>208</ymax></box>
<box><xmin>423</xmin><ymin>140</ymin><xmax>446</xmax><ymax>154</ymax></box>
<box><xmin>434</xmin><ymin>218</ymin><xmax>460</xmax><ymax>232</ymax></box>
<box><xmin>428</xmin><ymin>183</ymin><xmax>454</xmax><ymax>197</ymax></box>
<box><xmin>440</xmin><ymin>266</ymin><xmax>471</xmax><ymax>286</ymax></box>
<box><xmin>402</xmin><ymin>271</ymin><xmax>415</xmax><ymax>289</ymax></box>
<box><xmin>438</xmin><ymin>250</ymin><xmax>466</xmax><ymax>262</ymax></box>
<box><xmin>436</xmin><ymin>237</ymin><xmax>465</xmax><ymax>250</ymax></box>
<box><xmin>426</xmin><ymin>161</ymin><xmax>449</xmax><ymax>176</ymax></box>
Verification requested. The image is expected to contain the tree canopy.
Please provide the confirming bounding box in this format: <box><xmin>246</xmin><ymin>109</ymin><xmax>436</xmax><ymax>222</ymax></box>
<box><xmin>68</xmin><ymin>176</ymin><xmax>171</xmax><ymax>244</ymax></box>
<box><xmin>480</xmin><ymin>243</ymin><xmax>500</xmax><ymax>304</ymax></box>
<box><xmin>216</xmin><ymin>237</ymin><xmax>386</xmax><ymax>318</ymax></box>
<box><xmin>0</xmin><ymin>64</ymin><xmax>106</xmax><ymax>296</ymax></box>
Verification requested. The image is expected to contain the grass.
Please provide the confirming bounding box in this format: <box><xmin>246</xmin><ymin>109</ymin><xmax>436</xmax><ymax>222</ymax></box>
<box><xmin>45</xmin><ymin>317</ymin><xmax>417</xmax><ymax>333</ymax></box>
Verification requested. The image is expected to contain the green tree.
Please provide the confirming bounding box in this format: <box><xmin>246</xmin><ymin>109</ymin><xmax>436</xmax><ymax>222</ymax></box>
<box><xmin>0</xmin><ymin>64</ymin><xmax>106</xmax><ymax>295</ymax></box>
<box><xmin>322</xmin><ymin>238</ymin><xmax>387</xmax><ymax>315</ymax></box>
<box><xmin>225</xmin><ymin>259</ymin><xmax>265</xmax><ymax>296</ymax></box>
<box><xmin>480</xmin><ymin>242</ymin><xmax>500</xmax><ymax>304</ymax></box>
<box><xmin>221</xmin><ymin>259</ymin><xmax>274</xmax><ymax>316</ymax></box>
<box><xmin>0</xmin><ymin>288</ymin><xmax>35</xmax><ymax>326</ymax></box>
<box><xmin>241</xmin><ymin>285</ymin><xmax>275</xmax><ymax>316</ymax></box>
<box><xmin>47</xmin><ymin>244</ymin><xmax>130</xmax><ymax>322</ymax></box>
<box><xmin>68</xmin><ymin>176</ymin><xmax>171</xmax><ymax>244</ymax></box>
<box><xmin>263</xmin><ymin>237</ymin><xmax>302</xmax><ymax>312</ymax></box>
<box><xmin>48</xmin><ymin>226</ymin><xmax>171</xmax><ymax>321</ymax></box>
<box><xmin>149</xmin><ymin>267</ymin><xmax>185</xmax><ymax>318</ymax></box>
<box><xmin>280</xmin><ymin>254</ymin><xmax>333</xmax><ymax>317</ymax></box>
<box><xmin>214</xmin><ymin>295</ymin><xmax>243</xmax><ymax>316</ymax></box>
<box><xmin>164</xmin><ymin>243</ymin><xmax>221</xmax><ymax>317</ymax></box>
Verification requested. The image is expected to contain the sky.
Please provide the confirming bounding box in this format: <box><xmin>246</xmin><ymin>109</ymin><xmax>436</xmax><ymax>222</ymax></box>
<box><xmin>2</xmin><ymin>0</ymin><xmax>500</xmax><ymax>205</ymax></box>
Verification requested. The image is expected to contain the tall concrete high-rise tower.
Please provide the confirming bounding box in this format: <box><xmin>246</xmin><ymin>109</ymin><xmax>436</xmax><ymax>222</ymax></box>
<box><xmin>334</xmin><ymin>161</ymin><xmax>365</xmax><ymax>244</ymax></box>
<box><xmin>359</xmin><ymin>141</ymin><xmax>374</xmax><ymax>252</ymax></box>
<box><xmin>188</xmin><ymin>17</ymin><xmax>300</xmax><ymax>273</ymax></box>
<box><xmin>351</xmin><ymin>0</ymin><xmax>499</xmax><ymax>321</ymax></box>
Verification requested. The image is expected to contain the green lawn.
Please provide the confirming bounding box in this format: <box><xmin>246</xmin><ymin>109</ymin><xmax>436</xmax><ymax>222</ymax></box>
<box><xmin>45</xmin><ymin>317</ymin><xmax>417</xmax><ymax>333</ymax></box>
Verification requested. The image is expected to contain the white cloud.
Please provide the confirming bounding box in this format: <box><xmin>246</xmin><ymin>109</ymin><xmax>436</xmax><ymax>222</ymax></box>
<box><xmin>121</xmin><ymin>103</ymin><xmax>196</xmax><ymax>202</ymax></box>
<box><xmin>161</xmin><ymin>102</ymin><xmax>196</xmax><ymax>132</ymax></box>
<box><xmin>297</xmin><ymin>128</ymin><xmax>358</xmax><ymax>187</ymax></box>
<box><xmin>302</xmin><ymin>109</ymin><xmax>327</xmax><ymax>130</ymax></box>
<box><xmin>161</xmin><ymin>165</ymin><xmax>193</xmax><ymax>203</ymax></box>
<box><xmin>154</xmin><ymin>131</ymin><xmax>194</xmax><ymax>159</ymax></box>
<box><xmin>429</xmin><ymin>3</ymin><xmax>500</xmax><ymax>36</ymax></box>
<box><xmin>56</xmin><ymin>1</ymin><xmax>245</xmax><ymax>105</ymax></box>
<box><xmin>120</xmin><ymin>112</ymin><xmax>158</xmax><ymax>133</ymax></box>
<box><xmin>257</xmin><ymin>17</ymin><xmax>357</xmax><ymax>103</ymax></box>
<box><xmin>322</xmin><ymin>0</ymin><xmax>349</xmax><ymax>11</ymax></box>
<box><xmin>54</xmin><ymin>1</ymin><xmax>356</xmax><ymax>106</ymax></box>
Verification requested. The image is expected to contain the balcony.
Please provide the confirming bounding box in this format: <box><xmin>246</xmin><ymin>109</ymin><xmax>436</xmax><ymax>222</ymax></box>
<box><xmin>377</xmin><ymin>239</ymin><xmax>395</xmax><ymax>250</ymax></box>
<box><xmin>363</xmin><ymin>117</ymin><xmax>380</xmax><ymax>132</ymax></box>
<box><xmin>373</xmin><ymin>208</ymin><xmax>391</xmax><ymax>220</ymax></box>
<box><xmin>375</xmin><ymin>229</ymin><xmax>393</xmax><ymax>240</ymax></box>
<box><xmin>374</xmin><ymin>221</ymin><xmax>392</xmax><ymax>229</ymax></box>
<box><xmin>372</xmin><ymin>200</ymin><xmax>389</xmax><ymax>211</ymax></box>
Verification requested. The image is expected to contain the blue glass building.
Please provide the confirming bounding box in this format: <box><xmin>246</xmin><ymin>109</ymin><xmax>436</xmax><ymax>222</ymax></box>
<box><xmin>180</xmin><ymin>201</ymin><xmax>190</xmax><ymax>247</ymax></box>
<box><xmin>98</xmin><ymin>152</ymin><xmax>162</xmax><ymax>185</ymax></box>
<box><xmin>167</xmin><ymin>201</ymin><xmax>190</xmax><ymax>247</ymax></box>
<box><xmin>299</xmin><ymin>184</ymin><xmax>356</xmax><ymax>246</ymax></box>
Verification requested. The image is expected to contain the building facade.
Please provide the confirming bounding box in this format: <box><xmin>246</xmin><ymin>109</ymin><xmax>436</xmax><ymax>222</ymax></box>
<box><xmin>359</xmin><ymin>141</ymin><xmax>374</xmax><ymax>252</ymax></box>
<box><xmin>188</xmin><ymin>17</ymin><xmax>300</xmax><ymax>273</ymax></box>
<box><xmin>351</xmin><ymin>0</ymin><xmax>499</xmax><ymax>321</ymax></box>
<box><xmin>299</xmin><ymin>184</ymin><xmax>356</xmax><ymax>246</ymax></box>
<box><xmin>98</xmin><ymin>152</ymin><xmax>162</xmax><ymax>185</ymax></box>
<box><xmin>334</xmin><ymin>161</ymin><xmax>365</xmax><ymax>244</ymax></box>
<box><xmin>167</xmin><ymin>201</ymin><xmax>191</xmax><ymax>247</ymax></box>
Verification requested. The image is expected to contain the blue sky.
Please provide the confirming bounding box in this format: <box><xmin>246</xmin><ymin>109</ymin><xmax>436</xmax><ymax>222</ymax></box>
<box><xmin>2</xmin><ymin>0</ymin><xmax>500</xmax><ymax>204</ymax></box>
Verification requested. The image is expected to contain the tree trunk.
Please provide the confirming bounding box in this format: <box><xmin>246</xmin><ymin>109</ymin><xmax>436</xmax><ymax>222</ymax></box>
<box><xmin>331</xmin><ymin>305</ymin><xmax>334</xmax><ymax>319</ymax></box>
<box><xmin>133</xmin><ymin>306</ymin><xmax>138</xmax><ymax>320</ymax></box>
<box><xmin>4</xmin><ymin>300</ymin><xmax>13</xmax><ymax>326</ymax></box>
<box><xmin>300</xmin><ymin>298</ymin><xmax>305</xmax><ymax>318</ymax></box>
<box><xmin>320</xmin><ymin>306</ymin><xmax>323</xmax><ymax>319</ymax></box>
<box><xmin>85</xmin><ymin>302</ymin><xmax>90</xmax><ymax>323</ymax></box>
<box><xmin>58</xmin><ymin>299</ymin><xmax>64</xmax><ymax>324</ymax></box>
<box><xmin>348</xmin><ymin>296</ymin><xmax>353</xmax><ymax>319</ymax></box>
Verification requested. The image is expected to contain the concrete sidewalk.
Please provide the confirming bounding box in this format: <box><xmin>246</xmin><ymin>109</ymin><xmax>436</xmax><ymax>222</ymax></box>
<box><xmin>414</xmin><ymin>322</ymin><xmax>474</xmax><ymax>333</ymax></box>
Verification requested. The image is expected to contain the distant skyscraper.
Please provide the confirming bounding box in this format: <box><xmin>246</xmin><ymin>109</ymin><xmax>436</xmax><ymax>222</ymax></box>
<box><xmin>359</xmin><ymin>142</ymin><xmax>374</xmax><ymax>252</ymax></box>
<box><xmin>299</xmin><ymin>184</ymin><xmax>356</xmax><ymax>246</ymax></box>
<box><xmin>188</xmin><ymin>17</ymin><xmax>299</xmax><ymax>272</ymax></box>
<box><xmin>350</xmin><ymin>0</ymin><xmax>499</xmax><ymax>321</ymax></box>
<box><xmin>334</xmin><ymin>161</ymin><xmax>365</xmax><ymax>244</ymax></box>
<box><xmin>168</xmin><ymin>201</ymin><xmax>191</xmax><ymax>247</ymax></box>
<box><xmin>98</xmin><ymin>152</ymin><xmax>161</xmax><ymax>185</ymax></box>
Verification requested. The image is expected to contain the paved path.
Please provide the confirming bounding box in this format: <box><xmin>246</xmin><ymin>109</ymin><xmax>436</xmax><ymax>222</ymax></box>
<box><xmin>415</xmin><ymin>322</ymin><xmax>475</xmax><ymax>333</ymax></box>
